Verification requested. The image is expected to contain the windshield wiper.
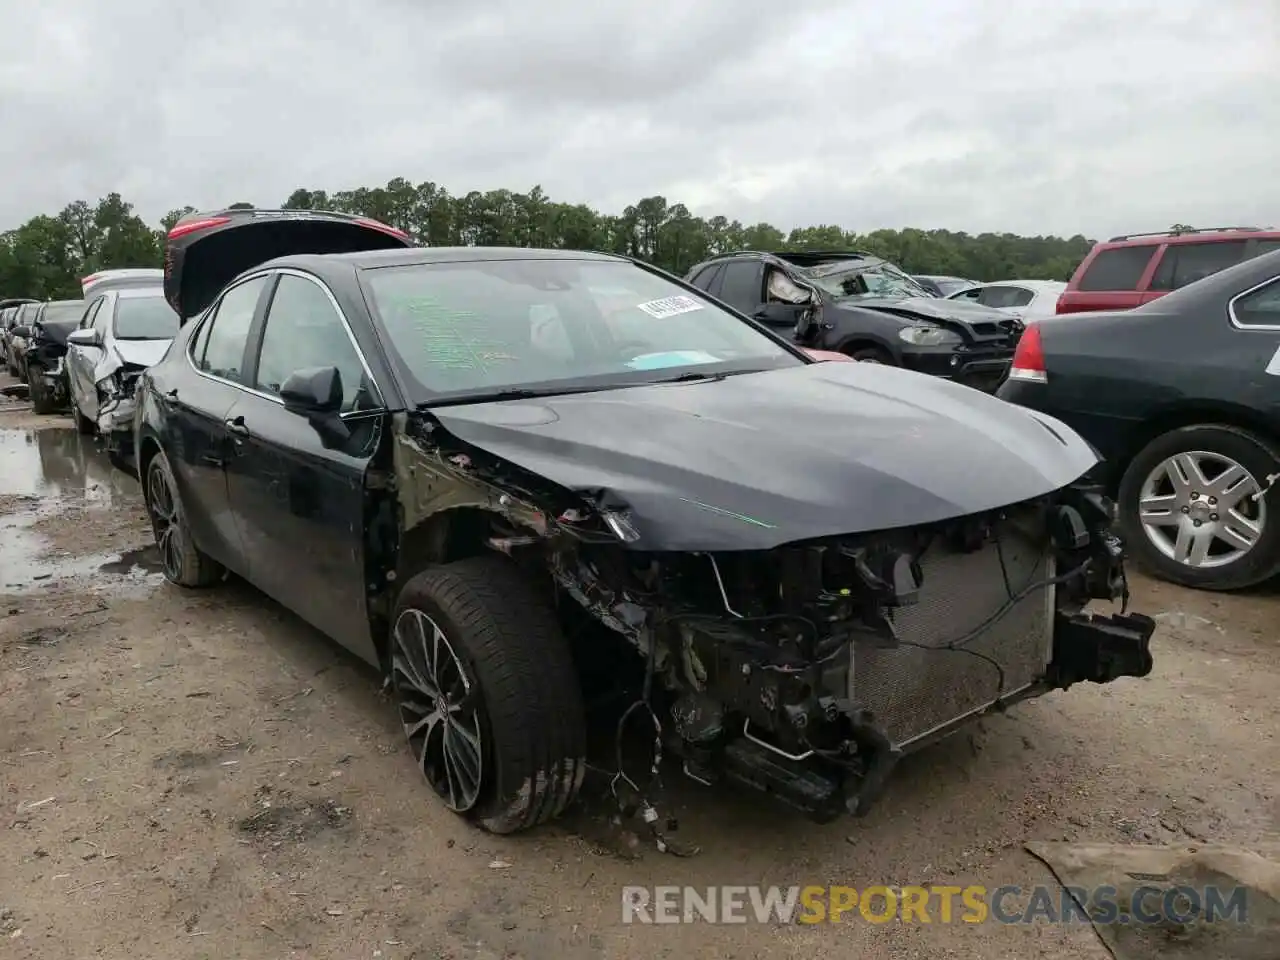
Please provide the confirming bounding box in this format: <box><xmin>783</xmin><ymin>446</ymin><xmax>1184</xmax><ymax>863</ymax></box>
<box><xmin>420</xmin><ymin>383</ymin><xmax>619</xmax><ymax>408</ymax></box>
<box><xmin>653</xmin><ymin>371</ymin><xmax>728</xmax><ymax>384</ymax></box>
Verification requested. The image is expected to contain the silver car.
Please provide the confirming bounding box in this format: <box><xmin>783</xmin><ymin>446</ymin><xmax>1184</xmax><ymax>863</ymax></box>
<box><xmin>65</xmin><ymin>287</ymin><xmax>177</xmax><ymax>451</ymax></box>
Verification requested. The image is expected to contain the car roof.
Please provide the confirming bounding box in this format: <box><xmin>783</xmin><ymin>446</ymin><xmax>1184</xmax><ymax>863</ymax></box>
<box><xmin>116</xmin><ymin>286</ymin><xmax>166</xmax><ymax>299</ymax></box>
<box><xmin>258</xmin><ymin>245</ymin><xmax>630</xmax><ymax>275</ymax></box>
<box><xmin>1102</xmin><ymin>227</ymin><xmax>1280</xmax><ymax>247</ymax></box>
<box><xmin>975</xmin><ymin>279</ymin><xmax>1066</xmax><ymax>291</ymax></box>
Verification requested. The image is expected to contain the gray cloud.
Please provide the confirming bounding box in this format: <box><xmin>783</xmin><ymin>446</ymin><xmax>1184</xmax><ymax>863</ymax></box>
<box><xmin>0</xmin><ymin>0</ymin><xmax>1276</xmax><ymax>238</ymax></box>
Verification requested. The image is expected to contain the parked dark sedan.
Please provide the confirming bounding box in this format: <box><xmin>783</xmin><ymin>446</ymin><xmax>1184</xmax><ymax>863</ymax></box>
<box><xmin>684</xmin><ymin>251</ymin><xmax>1022</xmax><ymax>391</ymax></box>
<box><xmin>133</xmin><ymin>209</ymin><xmax>1153</xmax><ymax>834</ymax></box>
<box><xmin>11</xmin><ymin>299</ymin><xmax>85</xmax><ymax>412</ymax></box>
<box><xmin>998</xmin><ymin>249</ymin><xmax>1280</xmax><ymax>591</ymax></box>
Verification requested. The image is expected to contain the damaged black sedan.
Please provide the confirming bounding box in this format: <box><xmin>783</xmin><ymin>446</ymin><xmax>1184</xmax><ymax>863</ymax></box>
<box><xmin>11</xmin><ymin>298</ymin><xmax>85</xmax><ymax>414</ymax></box>
<box><xmin>134</xmin><ymin>209</ymin><xmax>1155</xmax><ymax>833</ymax></box>
<box><xmin>686</xmin><ymin>250</ymin><xmax>1023</xmax><ymax>391</ymax></box>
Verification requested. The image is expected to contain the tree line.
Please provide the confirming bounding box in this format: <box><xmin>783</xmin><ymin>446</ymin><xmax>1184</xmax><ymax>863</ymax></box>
<box><xmin>0</xmin><ymin>179</ymin><xmax>1098</xmax><ymax>301</ymax></box>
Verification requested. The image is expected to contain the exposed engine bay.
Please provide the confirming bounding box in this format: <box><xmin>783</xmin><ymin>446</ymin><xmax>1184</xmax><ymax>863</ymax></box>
<box><xmin>393</xmin><ymin>424</ymin><xmax>1156</xmax><ymax>824</ymax></box>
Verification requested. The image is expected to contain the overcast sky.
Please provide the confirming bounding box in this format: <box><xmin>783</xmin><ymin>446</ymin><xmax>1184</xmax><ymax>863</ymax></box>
<box><xmin>1</xmin><ymin>0</ymin><xmax>1276</xmax><ymax>238</ymax></box>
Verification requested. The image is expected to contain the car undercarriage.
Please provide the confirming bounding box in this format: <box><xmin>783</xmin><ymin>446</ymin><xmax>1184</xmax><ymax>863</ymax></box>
<box><xmin>387</xmin><ymin>420</ymin><xmax>1156</xmax><ymax>825</ymax></box>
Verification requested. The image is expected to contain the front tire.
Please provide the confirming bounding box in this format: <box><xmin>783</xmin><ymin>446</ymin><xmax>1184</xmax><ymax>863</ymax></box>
<box><xmin>1118</xmin><ymin>424</ymin><xmax>1280</xmax><ymax>590</ymax></box>
<box><xmin>847</xmin><ymin>345</ymin><xmax>895</xmax><ymax>364</ymax></box>
<box><xmin>27</xmin><ymin>366</ymin><xmax>56</xmax><ymax>414</ymax></box>
<box><xmin>389</xmin><ymin>556</ymin><xmax>586</xmax><ymax>834</ymax></box>
<box><xmin>143</xmin><ymin>448</ymin><xmax>223</xmax><ymax>587</ymax></box>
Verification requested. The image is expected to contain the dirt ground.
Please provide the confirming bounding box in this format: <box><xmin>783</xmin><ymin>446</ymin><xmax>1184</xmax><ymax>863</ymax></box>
<box><xmin>1</xmin><ymin>378</ymin><xmax>1278</xmax><ymax>960</ymax></box>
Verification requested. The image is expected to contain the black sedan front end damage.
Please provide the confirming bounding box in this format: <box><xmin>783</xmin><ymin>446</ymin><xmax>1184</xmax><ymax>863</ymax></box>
<box><xmin>24</xmin><ymin>332</ymin><xmax>72</xmax><ymax>412</ymax></box>
<box><xmin>544</xmin><ymin>482</ymin><xmax>1150</xmax><ymax>822</ymax></box>
<box><xmin>390</xmin><ymin>367</ymin><xmax>1156</xmax><ymax>824</ymax></box>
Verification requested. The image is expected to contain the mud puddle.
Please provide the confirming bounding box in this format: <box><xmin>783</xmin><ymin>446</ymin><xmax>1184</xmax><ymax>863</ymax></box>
<box><xmin>1</xmin><ymin>427</ymin><xmax>158</xmax><ymax>594</ymax></box>
<box><xmin>0</xmin><ymin>426</ymin><xmax>137</xmax><ymax>500</ymax></box>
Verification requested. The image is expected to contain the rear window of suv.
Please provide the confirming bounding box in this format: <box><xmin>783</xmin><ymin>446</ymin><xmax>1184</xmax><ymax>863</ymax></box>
<box><xmin>1075</xmin><ymin>245</ymin><xmax>1158</xmax><ymax>291</ymax></box>
<box><xmin>1149</xmin><ymin>240</ymin><xmax>1249</xmax><ymax>290</ymax></box>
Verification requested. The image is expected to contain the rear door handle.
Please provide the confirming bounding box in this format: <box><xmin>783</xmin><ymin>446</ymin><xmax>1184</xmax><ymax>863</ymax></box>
<box><xmin>225</xmin><ymin>415</ymin><xmax>249</xmax><ymax>437</ymax></box>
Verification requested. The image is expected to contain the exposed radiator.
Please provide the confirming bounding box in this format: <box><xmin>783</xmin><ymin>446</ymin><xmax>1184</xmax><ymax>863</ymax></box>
<box><xmin>850</xmin><ymin>521</ymin><xmax>1054</xmax><ymax>750</ymax></box>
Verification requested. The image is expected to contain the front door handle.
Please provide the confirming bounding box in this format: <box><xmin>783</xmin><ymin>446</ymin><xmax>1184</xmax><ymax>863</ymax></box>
<box><xmin>225</xmin><ymin>415</ymin><xmax>249</xmax><ymax>438</ymax></box>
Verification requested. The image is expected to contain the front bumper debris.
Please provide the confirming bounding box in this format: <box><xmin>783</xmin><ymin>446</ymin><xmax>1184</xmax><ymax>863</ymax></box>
<box><xmin>1046</xmin><ymin>610</ymin><xmax>1156</xmax><ymax>688</ymax></box>
<box><xmin>99</xmin><ymin>394</ymin><xmax>139</xmax><ymax>474</ymax></box>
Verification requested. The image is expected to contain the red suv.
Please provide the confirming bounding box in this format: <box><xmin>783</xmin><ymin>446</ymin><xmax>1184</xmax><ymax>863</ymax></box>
<box><xmin>1056</xmin><ymin>226</ymin><xmax>1280</xmax><ymax>315</ymax></box>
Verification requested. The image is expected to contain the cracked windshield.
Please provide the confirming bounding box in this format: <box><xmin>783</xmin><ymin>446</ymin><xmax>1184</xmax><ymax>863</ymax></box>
<box><xmin>364</xmin><ymin>259</ymin><xmax>800</xmax><ymax>398</ymax></box>
<box><xmin>809</xmin><ymin>262</ymin><xmax>930</xmax><ymax>301</ymax></box>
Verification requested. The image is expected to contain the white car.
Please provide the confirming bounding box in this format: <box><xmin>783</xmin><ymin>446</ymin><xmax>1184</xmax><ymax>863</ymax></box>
<box><xmin>65</xmin><ymin>286</ymin><xmax>176</xmax><ymax>455</ymax></box>
<box><xmin>81</xmin><ymin>268</ymin><xmax>166</xmax><ymax>301</ymax></box>
<box><xmin>947</xmin><ymin>280</ymin><xmax>1067</xmax><ymax>321</ymax></box>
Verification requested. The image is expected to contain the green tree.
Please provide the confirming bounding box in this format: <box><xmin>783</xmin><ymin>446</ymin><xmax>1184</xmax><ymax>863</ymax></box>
<box><xmin>0</xmin><ymin>178</ymin><xmax>1101</xmax><ymax>301</ymax></box>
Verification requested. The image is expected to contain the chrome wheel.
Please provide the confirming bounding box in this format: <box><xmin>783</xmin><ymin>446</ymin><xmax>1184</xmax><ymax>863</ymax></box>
<box><xmin>1138</xmin><ymin>450</ymin><xmax>1266</xmax><ymax>568</ymax></box>
<box><xmin>392</xmin><ymin>609</ymin><xmax>484</xmax><ymax>812</ymax></box>
<box><xmin>146</xmin><ymin>463</ymin><xmax>184</xmax><ymax>581</ymax></box>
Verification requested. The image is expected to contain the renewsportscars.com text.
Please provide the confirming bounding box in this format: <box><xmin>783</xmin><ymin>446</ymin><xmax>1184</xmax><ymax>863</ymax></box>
<box><xmin>621</xmin><ymin>884</ymin><xmax>1249</xmax><ymax>925</ymax></box>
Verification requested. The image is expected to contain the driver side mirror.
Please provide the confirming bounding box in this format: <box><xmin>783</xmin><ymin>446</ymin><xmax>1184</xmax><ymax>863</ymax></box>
<box><xmin>11</xmin><ymin>325</ymin><xmax>30</xmax><ymax>339</ymax></box>
<box><xmin>281</xmin><ymin>366</ymin><xmax>350</xmax><ymax>448</ymax></box>
<box><xmin>280</xmin><ymin>365</ymin><xmax>343</xmax><ymax>414</ymax></box>
<box><xmin>752</xmin><ymin>302</ymin><xmax>808</xmax><ymax>326</ymax></box>
<box><xmin>67</xmin><ymin>328</ymin><xmax>101</xmax><ymax>347</ymax></box>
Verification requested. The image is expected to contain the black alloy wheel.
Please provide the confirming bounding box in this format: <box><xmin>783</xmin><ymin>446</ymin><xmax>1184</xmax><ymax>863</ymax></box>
<box><xmin>389</xmin><ymin>556</ymin><xmax>587</xmax><ymax>834</ymax></box>
<box><xmin>143</xmin><ymin>448</ymin><xmax>223</xmax><ymax>587</ymax></box>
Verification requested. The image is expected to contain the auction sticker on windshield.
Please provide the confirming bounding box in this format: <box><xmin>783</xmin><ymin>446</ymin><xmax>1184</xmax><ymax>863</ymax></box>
<box><xmin>636</xmin><ymin>295</ymin><xmax>704</xmax><ymax>319</ymax></box>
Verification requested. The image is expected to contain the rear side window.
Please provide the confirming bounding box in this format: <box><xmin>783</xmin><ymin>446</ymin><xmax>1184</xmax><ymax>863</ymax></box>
<box><xmin>194</xmin><ymin>276</ymin><xmax>269</xmax><ymax>383</ymax></box>
<box><xmin>717</xmin><ymin>260</ymin><xmax>764</xmax><ymax>310</ymax></box>
<box><xmin>688</xmin><ymin>263</ymin><xmax>721</xmax><ymax>290</ymax></box>
<box><xmin>1247</xmin><ymin>239</ymin><xmax>1280</xmax><ymax>260</ymax></box>
<box><xmin>1232</xmin><ymin>278</ymin><xmax>1280</xmax><ymax>328</ymax></box>
<box><xmin>1149</xmin><ymin>240</ymin><xmax>1248</xmax><ymax>291</ymax></box>
<box><xmin>979</xmin><ymin>286</ymin><xmax>1034</xmax><ymax>308</ymax></box>
<box><xmin>1075</xmin><ymin>246</ymin><xmax>1157</xmax><ymax>291</ymax></box>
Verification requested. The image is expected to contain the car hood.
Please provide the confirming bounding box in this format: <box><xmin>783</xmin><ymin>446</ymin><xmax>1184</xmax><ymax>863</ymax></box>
<box><xmin>849</xmin><ymin>296</ymin><xmax>1012</xmax><ymax>325</ymax></box>
<box><xmin>113</xmin><ymin>338</ymin><xmax>171</xmax><ymax>368</ymax></box>
<box><xmin>95</xmin><ymin>338</ymin><xmax>172</xmax><ymax>382</ymax></box>
<box><xmin>34</xmin><ymin>318</ymin><xmax>78</xmax><ymax>347</ymax></box>
<box><xmin>428</xmin><ymin>362</ymin><xmax>1098</xmax><ymax>551</ymax></box>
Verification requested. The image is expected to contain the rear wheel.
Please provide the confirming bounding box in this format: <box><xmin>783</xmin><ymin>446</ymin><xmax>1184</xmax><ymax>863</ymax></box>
<box><xmin>1118</xmin><ymin>424</ymin><xmax>1280</xmax><ymax>590</ymax></box>
<box><xmin>143</xmin><ymin>448</ymin><xmax>223</xmax><ymax>587</ymax></box>
<box><xmin>389</xmin><ymin>556</ymin><xmax>586</xmax><ymax>833</ymax></box>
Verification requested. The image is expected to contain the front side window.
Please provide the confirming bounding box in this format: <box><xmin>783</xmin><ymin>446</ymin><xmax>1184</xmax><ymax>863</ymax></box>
<box><xmin>254</xmin><ymin>274</ymin><xmax>376</xmax><ymax>413</ymax></box>
<box><xmin>114</xmin><ymin>294</ymin><xmax>179</xmax><ymax>340</ymax></box>
<box><xmin>80</xmin><ymin>299</ymin><xmax>103</xmax><ymax>330</ymax></box>
<box><xmin>980</xmin><ymin>286</ymin><xmax>1034</xmax><ymax>309</ymax></box>
<box><xmin>196</xmin><ymin>275</ymin><xmax>269</xmax><ymax>383</ymax></box>
<box><xmin>364</xmin><ymin>258</ymin><xmax>801</xmax><ymax>402</ymax></box>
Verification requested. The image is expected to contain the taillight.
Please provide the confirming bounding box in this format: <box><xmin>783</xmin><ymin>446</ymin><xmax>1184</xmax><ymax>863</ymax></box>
<box><xmin>354</xmin><ymin>217</ymin><xmax>412</xmax><ymax>242</ymax></box>
<box><xmin>167</xmin><ymin>216</ymin><xmax>232</xmax><ymax>240</ymax></box>
<box><xmin>1054</xmin><ymin>292</ymin><xmax>1068</xmax><ymax>314</ymax></box>
<box><xmin>1009</xmin><ymin>324</ymin><xmax>1047</xmax><ymax>383</ymax></box>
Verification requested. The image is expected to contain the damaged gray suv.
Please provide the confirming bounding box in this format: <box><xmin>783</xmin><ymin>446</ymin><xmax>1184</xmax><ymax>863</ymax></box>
<box><xmin>133</xmin><ymin>208</ymin><xmax>1155</xmax><ymax>833</ymax></box>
